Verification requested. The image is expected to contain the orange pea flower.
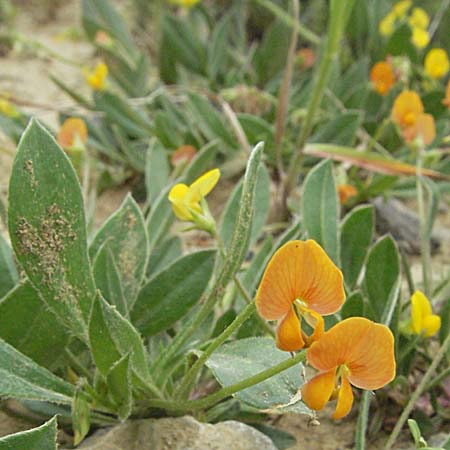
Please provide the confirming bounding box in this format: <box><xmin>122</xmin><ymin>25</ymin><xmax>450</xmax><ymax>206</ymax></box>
<box><xmin>370</xmin><ymin>61</ymin><xmax>396</xmax><ymax>96</ymax></box>
<box><xmin>391</xmin><ymin>91</ymin><xmax>436</xmax><ymax>145</ymax></box>
<box><xmin>255</xmin><ymin>240</ymin><xmax>345</xmax><ymax>352</ymax></box>
<box><xmin>171</xmin><ymin>145</ymin><xmax>197</xmax><ymax>167</ymax></box>
<box><xmin>302</xmin><ymin>317</ymin><xmax>396</xmax><ymax>419</ymax></box>
<box><xmin>57</xmin><ymin>118</ymin><xmax>88</xmax><ymax>150</ymax></box>
<box><xmin>337</xmin><ymin>184</ymin><xmax>358</xmax><ymax>204</ymax></box>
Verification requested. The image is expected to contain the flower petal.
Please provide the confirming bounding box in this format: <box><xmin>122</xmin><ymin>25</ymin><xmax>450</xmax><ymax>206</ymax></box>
<box><xmin>57</xmin><ymin>118</ymin><xmax>87</xmax><ymax>149</ymax></box>
<box><xmin>276</xmin><ymin>308</ymin><xmax>305</xmax><ymax>351</ymax></box>
<box><xmin>392</xmin><ymin>91</ymin><xmax>424</xmax><ymax>128</ymax></box>
<box><xmin>423</xmin><ymin>315</ymin><xmax>441</xmax><ymax>338</ymax></box>
<box><xmin>168</xmin><ymin>184</ymin><xmax>192</xmax><ymax>220</ymax></box>
<box><xmin>303</xmin><ymin>308</ymin><xmax>324</xmax><ymax>345</ymax></box>
<box><xmin>301</xmin><ymin>368</ymin><xmax>336</xmax><ymax>411</ymax></box>
<box><xmin>332</xmin><ymin>375</ymin><xmax>354</xmax><ymax>420</ymax></box>
<box><xmin>188</xmin><ymin>168</ymin><xmax>220</xmax><ymax>203</ymax></box>
<box><xmin>306</xmin><ymin>318</ymin><xmax>396</xmax><ymax>390</ymax></box>
<box><xmin>411</xmin><ymin>290</ymin><xmax>431</xmax><ymax>334</ymax></box>
<box><xmin>255</xmin><ymin>240</ymin><xmax>345</xmax><ymax>321</ymax></box>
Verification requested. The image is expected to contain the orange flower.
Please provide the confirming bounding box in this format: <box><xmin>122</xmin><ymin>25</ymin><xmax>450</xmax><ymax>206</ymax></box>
<box><xmin>255</xmin><ymin>240</ymin><xmax>345</xmax><ymax>352</ymax></box>
<box><xmin>171</xmin><ymin>145</ymin><xmax>197</xmax><ymax>166</ymax></box>
<box><xmin>443</xmin><ymin>79</ymin><xmax>450</xmax><ymax>109</ymax></box>
<box><xmin>370</xmin><ymin>61</ymin><xmax>396</xmax><ymax>96</ymax></box>
<box><xmin>302</xmin><ymin>317</ymin><xmax>396</xmax><ymax>419</ymax></box>
<box><xmin>391</xmin><ymin>91</ymin><xmax>435</xmax><ymax>145</ymax></box>
<box><xmin>337</xmin><ymin>184</ymin><xmax>357</xmax><ymax>204</ymax></box>
<box><xmin>297</xmin><ymin>48</ymin><xmax>316</xmax><ymax>69</ymax></box>
<box><xmin>57</xmin><ymin>118</ymin><xmax>88</xmax><ymax>149</ymax></box>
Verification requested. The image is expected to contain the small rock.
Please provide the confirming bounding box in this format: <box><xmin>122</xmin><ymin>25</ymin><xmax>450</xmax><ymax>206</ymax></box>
<box><xmin>75</xmin><ymin>416</ymin><xmax>278</xmax><ymax>450</ymax></box>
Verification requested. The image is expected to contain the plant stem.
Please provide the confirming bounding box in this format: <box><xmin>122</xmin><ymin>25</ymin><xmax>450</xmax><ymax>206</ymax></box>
<box><xmin>175</xmin><ymin>302</ymin><xmax>257</xmax><ymax>399</ymax></box>
<box><xmin>283</xmin><ymin>0</ymin><xmax>355</xmax><ymax>199</ymax></box>
<box><xmin>354</xmin><ymin>391</ymin><xmax>371</xmax><ymax>450</ymax></box>
<box><xmin>148</xmin><ymin>350</ymin><xmax>306</xmax><ymax>413</ymax></box>
<box><xmin>253</xmin><ymin>0</ymin><xmax>320</xmax><ymax>45</ymax></box>
<box><xmin>274</xmin><ymin>0</ymin><xmax>299</xmax><ymax>179</ymax></box>
<box><xmin>424</xmin><ymin>365</ymin><xmax>450</xmax><ymax>392</ymax></box>
<box><xmin>384</xmin><ymin>331</ymin><xmax>450</xmax><ymax>450</ymax></box>
<box><xmin>65</xmin><ymin>349</ymin><xmax>93</xmax><ymax>381</ymax></box>
<box><xmin>416</xmin><ymin>148</ymin><xmax>431</xmax><ymax>296</ymax></box>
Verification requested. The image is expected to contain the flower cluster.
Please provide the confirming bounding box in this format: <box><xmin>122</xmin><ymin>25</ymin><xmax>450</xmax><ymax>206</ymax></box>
<box><xmin>391</xmin><ymin>91</ymin><xmax>436</xmax><ymax>146</ymax></box>
<box><xmin>379</xmin><ymin>1</ymin><xmax>430</xmax><ymax>49</ymax></box>
<box><xmin>255</xmin><ymin>240</ymin><xmax>396</xmax><ymax>419</ymax></box>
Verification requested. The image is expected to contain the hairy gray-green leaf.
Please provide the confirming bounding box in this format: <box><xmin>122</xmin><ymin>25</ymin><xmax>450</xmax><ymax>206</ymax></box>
<box><xmin>0</xmin><ymin>416</ymin><xmax>58</xmax><ymax>450</ymax></box>
<box><xmin>206</xmin><ymin>337</ymin><xmax>311</xmax><ymax>415</ymax></box>
<box><xmin>72</xmin><ymin>389</ymin><xmax>91</xmax><ymax>446</ymax></box>
<box><xmin>0</xmin><ymin>339</ymin><xmax>74</xmax><ymax>404</ymax></box>
<box><xmin>340</xmin><ymin>205</ymin><xmax>374</xmax><ymax>289</ymax></box>
<box><xmin>93</xmin><ymin>245</ymin><xmax>127</xmax><ymax>317</ymax></box>
<box><xmin>0</xmin><ymin>235</ymin><xmax>18</xmax><ymax>298</ymax></box>
<box><xmin>0</xmin><ymin>281</ymin><xmax>68</xmax><ymax>369</ymax></box>
<box><xmin>132</xmin><ymin>250</ymin><xmax>216</xmax><ymax>336</ymax></box>
<box><xmin>90</xmin><ymin>194</ymin><xmax>148</xmax><ymax>311</ymax></box>
<box><xmin>363</xmin><ymin>236</ymin><xmax>400</xmax><ymax>322</ymax></box>
<box><xmin>341</xmin><ymin>291</ymin><xmax>365</xmax><ymax>319</ymax></box>
<box><xmin>145</xmin><ymin>141</ymin><xmax>170</xmax><ymax>205</ymax></box>
<box><xmin>220</xmin><ymin>164</ymin><xmax>270</xmax><ymax>249</ymax></box>
<box><xmin>146</xmin><ymin>236</ymin><xmax>182</xmax><ymax>276</ymax></box>
<box><xmin>301</xmin><ymin>159</ymin><xmax>339</xmax><ymax>263</ymax></box>
<box><xmin>8</xmin><ymin>120</ymin><xmax>96</xmax><ymax>339</ymax></box>
<box><xmin>106</xmin><ymin>353</ymin><xmax>132</xmax><ymax>420</ymax></box>
<box><xmin>89</xmin><ymin>295</ymin><xmax>149</xmax><ymax>383</ymax></box>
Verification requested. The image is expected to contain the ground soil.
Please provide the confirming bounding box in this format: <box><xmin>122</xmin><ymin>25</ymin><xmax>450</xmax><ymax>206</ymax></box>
<box><xmin>0</xmin><ymin>2</ymin><xmax>448</xmax><ymax>450</ymax></box>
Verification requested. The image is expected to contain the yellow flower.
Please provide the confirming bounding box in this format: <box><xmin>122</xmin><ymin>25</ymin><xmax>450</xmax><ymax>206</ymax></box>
<box><xmin>410</xmin><ymin>291</ymin><xmax>441</xmax><ymax>338</ymax></box>
<box><xmin>370</xmin><ymin>61</ymin><xmax>396</xmax><ymax>96</ymax></box>
<box><xmin>392</xmin><ymin>0</ymin><xmax>412</xmax><ymax>18</ymax></box>
<box><xmin>379</xmin><ymin>11</ymin><xmax>397</xmax><ymax>36</ymax></box>
<box><xmin>168</xmin><ymin>169</ymin><xmax>220</xmax><ymax>222</ymax></box>
<box><xmin>169</xmin><ymin>0</ymin><xmax>201</xmax><ymax>7</ymax></box>
<box><xmin>411</xmin><ymin>27</ymin><xmax>429</xmax><ymax>49</ymax></box>
<box><xmin>83</xmin><ymin>62</ymin><xmax>108</xmax><ymax>90</ymax></box>
<box><xmin>424</xmin><ymin>48</ymin><xmax>450</xmax><ymax>79</ymax></box>
<box><xmin>408</xmin><ymin>7</ymin><xmax>429</xmax><ymax>29</ymax></box>
<box><xmin>0</xmin><ymin>97</ymin><xmax>19</xmax><ymax>118</ymax></box>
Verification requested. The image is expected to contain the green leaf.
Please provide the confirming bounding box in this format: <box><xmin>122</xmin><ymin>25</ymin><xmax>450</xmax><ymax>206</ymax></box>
<box><xmin>363</xmin><ymin>236</ymin><xmax>400</xmax><ymax>322</ymax></box>
<box><xmin>93</xmin><ymin>245</ymin><xmax>127</xmax><ymax>317</ymax></box>
<box><xmin>187</xmin><ymin>93</ymin><xmax>236</xmax><ymax>148</ymax></box>
<box><xmin>386</xmin><ymin>23</ymin><xmax>415</xmax><ymax>61</ymax></box>
<box><xmin>0</xmin><ymin>281</ymin><xmax>68</xmax><ymax>369</ymax></box>
<box><xmin>0</xmin><ymin>235</ymin><xmax>18</xmax><ymax>298</ymax></box>
<box><xmin>0</xmin><ymin>338</ymin><xmax>74</xmax><ymax>404</ymax></box>
<box><xmin>340</xmin><ymin>205</ymin><xmax>374</xmax><ymax>289</ymax></box>
<box><xmin>250</xmin><ymin>424</ymin><xmax>296</xmax><ymax>450</ymax></box>
<box><xmin>72</xmin><ymin>388</ymin><xmax>91</xmax><ymax>446</ymax></box>
<box><xmin>220</xmin><ymin>164</ymin><xmax>270</xmax><ymax>249</ymax></box>
<box><xmin>89</xmin><ymin>295</ymin><xmax>149</xmax><ymax>383</ymax></box>
<box><xmin>131</xmin><ymin>250</ymin><xmax>216</xmax><ymax>336</ymax></box>
<box><xmin>310</xmin><ymin>111</ymin><xmax>363</xmax><ymax>146</ymax></box>
<box><xmin>0</xmin><ymin>416</ymin><xmax>58</xmax><ymax>450</ymax></box>
<box><xmin>207</xmin><ymin>14</ymin><xmax>230</xmax><ymax>82</ymax></box>
<box><xmin>206</xmin><ymin>337</ymin><xmax>311</xmax><ymax>415</ymax></box>
<box><xmin>301</xmin><ymin>159</ymin><xmax>340</xmax><ymax>263</ymax></box>
<box><xmin>145</xmin><ymin>141</ymin><xmax>170</xmax><ymax>204</ymax></box>
<box><xmin>90</xmin><ymin>194</ymin><xmax>148</xmax><ymax>312</ymax></box>
<box><xmin>106</xmin><ymin>353</ymin><xmax>132</xmax><ymax>420</ymax></box>
<box><xmin>146</xmin><ymin>236</ymin><xmax>182</xmax><ymax>276</ymax></box>
<box><xmin>183</xmin><ymin>141</ymin><xmax>219</xmax><ymax>183</ymax></box>
<box><xmin>8</xmin><ymin>120</ymin><xmax>96</xmax><ymax>339</ymax></box>
<box><xmin>341</xmin><ymin>291</ymin><xmax>365</xmax><ymax>319</ymax></box>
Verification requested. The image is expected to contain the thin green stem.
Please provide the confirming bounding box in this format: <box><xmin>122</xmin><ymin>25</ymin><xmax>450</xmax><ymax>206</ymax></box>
<box><xmin>284</xmin><ymin>0</ymin><xmax>355</xmax><ymax>198</ymax></box>
<box><xmin>148</xmin><ymin>350</ymin><xmax>306</xmax><ymax>413</ymax></box>
<box><xmin>425</xmin><ymin>365</ymin><xmax>450</xmax><ymax>392</ymax></box>
<box><xmin>252</xmin><ymin>0</ymin><xmax>320</xmax><ymax>45</ymax></box>
<box><xmin>354</xmin><ymin>392</ymin><xmax>371</xmax><ymax>450</ymax></box>
<box><xmin>416</xmin><ymin>149</ymin><xmax>431</xmax><ymax>296</ymax></box>
<box><xmin>175</xmin><ymin>302</ymin><xmax>257</xmax><ymax>399</ymax></box>
<box><xmin>384</xmin><ymin>331</ymin><xmax>450</xmax><ymax>450</ymax></box>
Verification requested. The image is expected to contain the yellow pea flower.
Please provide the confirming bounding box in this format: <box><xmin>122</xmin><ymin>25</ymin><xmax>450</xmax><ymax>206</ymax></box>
<box><xmin>83</xmin><ymin>62</ymin><xmax>108</xmax><ymax>91</ymax></box>
<box><xmin>379</xmin><ymin>11</ymin><xmax>397</xmax><ymax>36</ymax></box>
<box><xmin>411</xmin><ymin>27</ymin><xmax>429</xmax><ymax>49</ymax></box>
<box><xmin>424</xmin><ymin>48</ymin><xmax>450</xmax><ymax>79</ymax></box>
<box><xmin>168</xmin><ymin>169</ymin><xmax>220</xmax><ymax>230</ymax></box>
<box><xmin>410</xmin><ymin>290</ymin><xmax>441</xmax><ymax>338</ymax></box>
<box><xmin>169</xmin><ymin>0</ymin><xmax>201</xmax><ymax>7</ymax></box>
<box><xmin>0</xmin><ymin>96</ymin><xmax>20</xmax><ymax>118</ymax></box>
<box><xmin>408</xmin><ymin>7</ymin><xmax>429</xmax><ymax>29</ymax></box>
<box><xmin>392</xmin><ymin>0</ymin><xmax>412</xmax><ymax>18</ymax></box>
